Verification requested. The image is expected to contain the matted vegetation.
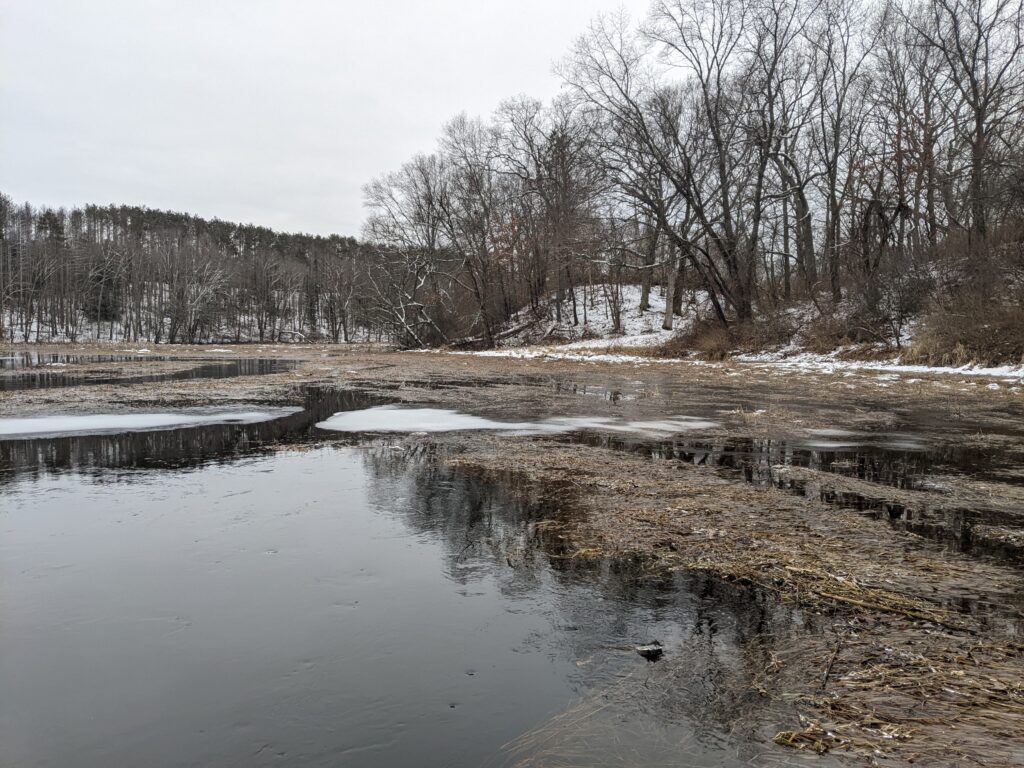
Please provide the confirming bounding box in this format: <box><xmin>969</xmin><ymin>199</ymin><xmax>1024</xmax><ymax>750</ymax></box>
<box><xmin>445</xmin><ymin>438</ymin><xmax>1024</xmax><ymax>765</ymax></box>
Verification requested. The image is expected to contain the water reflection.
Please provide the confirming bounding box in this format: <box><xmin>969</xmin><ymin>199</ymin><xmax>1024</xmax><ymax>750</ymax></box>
<box><xmin>0</xmin><ymin>435</ymin><xmax>820</xmax><ymax>767</ymax></box>
<box><xmin>560</xmin><ymin>432</ymin><xmax>933</xmax><ymax>489</ymax></box>
<box><xmin>0</xmin><ymin>352</ymin><xmax>150</xmax><ymax>369</ymax></box>
<box><xmin>0</xmin><ymin>356</ymin><xmax>295</xmax><ymax>390</ymax></box>
<box><xmin>362</xmin><ymin>443</ymin><xmax>821</xmax><ymax>765</ymax></box>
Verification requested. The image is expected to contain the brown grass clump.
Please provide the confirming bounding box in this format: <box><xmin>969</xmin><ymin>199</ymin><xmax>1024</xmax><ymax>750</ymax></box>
<box><xmin>653</xmin><ymin>308</ymin><xmax>901</xmax><ymax>360</ymax></box>
<box><xmin>800</xmin><ymin>313</ymin><xmax>855</xmax><ymax>354</ymax></box>
<box><xmin>907</xmin><ymin>296</ymin><xmax>1024</xmax><ymax>367</ymax></box>
<box><xmin>655</xmin><ymin>315</ymin><xmax>797</xmax><ymax>360</ymax></box>
<box><xmin>652</xmin><ymin>318</ymin><xmax>729</xmax><ymax>359</ymax></box>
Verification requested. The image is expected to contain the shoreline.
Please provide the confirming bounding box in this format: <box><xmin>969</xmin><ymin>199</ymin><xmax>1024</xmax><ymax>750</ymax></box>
<box><xmin>2</xmin><ymin>345</ymin><xmax>1023</xmax><ymax>764</ymax></box>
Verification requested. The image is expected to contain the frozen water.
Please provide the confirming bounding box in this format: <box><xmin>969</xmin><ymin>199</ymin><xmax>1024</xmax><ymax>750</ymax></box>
<box><xmin>316</xmin><ymin>405</ymin><xmax>719</xmax><ymax>436</ymax></box>
<box><xmin>613</xmin><ymin>416</ymin><xmax>720</xmax><ymax>433</ymax></box>
<box><xmin>317</xmin><ymin>407</ymin><xmax>523</xmax><ymax>433</ymax></box>
<box><xmin>0</xmin><ymin>409</ymin><xmax>301</xmax><ymax>438</ymax></box>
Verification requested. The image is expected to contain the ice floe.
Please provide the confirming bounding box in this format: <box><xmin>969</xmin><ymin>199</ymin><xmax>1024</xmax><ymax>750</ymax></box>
<box><xmin>316</xmin><ymin>405</ymin><xmax>718</xmax><ymax>436</ymax></box>
<box><xmin>0</xmin><ymin>409</ymin><xmax>301</xmax><ymax>438</ymax></box>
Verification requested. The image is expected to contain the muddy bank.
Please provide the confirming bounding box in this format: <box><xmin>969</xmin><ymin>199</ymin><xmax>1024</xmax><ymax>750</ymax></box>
<box><xmin>2</xmin><ymin>343</ymin><xmax>1024</xmax><ymax>765</ymax></box>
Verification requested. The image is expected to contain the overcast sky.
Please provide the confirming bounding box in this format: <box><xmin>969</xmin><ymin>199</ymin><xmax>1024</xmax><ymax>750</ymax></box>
<box><xmin>1</xmin><ymin>0</ymin><xmax>649</xmax><ymax>236</ymax></box>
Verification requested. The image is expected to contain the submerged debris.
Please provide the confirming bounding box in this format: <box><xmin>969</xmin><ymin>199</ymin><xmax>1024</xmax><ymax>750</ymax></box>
<box><xmin>634</xmin><ymin>641</ymin><xmax>663</xmax><ymax>661</ymax></box>
<box><xmin>773</xmin><ymin>726</ymin><xmax>830</xmax><ymax>754</ymax></box>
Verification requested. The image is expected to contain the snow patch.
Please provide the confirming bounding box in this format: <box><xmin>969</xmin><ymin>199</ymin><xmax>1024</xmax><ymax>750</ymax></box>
<box><xmin>0</xmin><ymin>408</ymin><xmax>302</xmax><ymax>438</ymax></box>
<box><xmin>317</xmin><ymin>407</ymin><xmax>516</xmax><ymax>433</ymax></box>
<box><xmin>495</xmin><ymin>284</ymin><xmax>704</xmax><ymax>349</ymax></box>
<box><xmin>735</xmin><ymin>348</ymin><xmax>1024</xmax><ymax>380</ymax></box>
<box><xmin>316</xmin><ymin>405</ymin><xmax>718</xmax><ymax>436</ymax></box>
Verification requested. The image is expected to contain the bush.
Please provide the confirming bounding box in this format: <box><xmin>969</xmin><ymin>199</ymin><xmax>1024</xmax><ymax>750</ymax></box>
<box><xmin>907</xmin><ymin>296</ymin><xmax>1024</xmax><ymax>367</ymax></box>
<box><xmin>800</xmin><ymin>313</ymin><xmax>853</xmax><ymax>353</ymax></box>
<box><xmin>654</xmin><ymin>314</ymin><xmax>796</xmax><ymax>360</ymax></box>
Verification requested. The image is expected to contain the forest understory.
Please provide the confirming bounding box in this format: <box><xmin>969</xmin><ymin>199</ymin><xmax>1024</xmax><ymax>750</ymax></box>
<box><xmin>3</xmin><ymin>344</ymin><xmax>1023</xmax><ymax>765</ymax></box>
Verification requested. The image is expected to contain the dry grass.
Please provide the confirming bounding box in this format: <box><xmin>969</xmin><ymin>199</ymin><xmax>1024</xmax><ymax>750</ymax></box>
<box><xmin>907</xmin><ymin>297</ymin><xmax>1024</xmax><ymax>367</ymax></box>
<box><xmin>655</xmin><ymin>315</ymin><xmax>797</xmax><ymax>360</ymax></box>
<box><xmin>444</xmin><ymin>436</ymin><xmax>1024</xmax><ymax>766</ymax></box>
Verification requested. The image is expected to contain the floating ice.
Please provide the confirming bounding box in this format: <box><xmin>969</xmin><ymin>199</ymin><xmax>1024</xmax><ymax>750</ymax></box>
<box><xmin>316</xmin><ymin>405</ymin><xmax>718</xmax><ymax>436</ymax></box>
<box><xmin>803</xmin><ymin>427</ymin><xmax>866</xmax><ymax>448</ymax></box>
<box><xmin>806</xmin><ymin>428</ymin><xmax>861</xmax><ymax>437</ymax></box>
<box><xmin>802</xmin><ymin>428</ymin><xmax>925</xmax><ymax>451</ymax></box>
<box><xmin>803</xmin><ymin>439</ymin><xmax>865</xmax><ymax>449</ymax></box>
<box><xmin>611</xmin><ymin>416</ymin><xmax>720</xmax><ymax>433</ymax></box>
<box><xmin>317</xmin><ymin>407</ymin><xmax>524</xmax><ymax>433</ymax></box>
<box><xmin>0</xmin><ymin>409</ymin><xmax>300</xmax><ymax>438</ymax></box>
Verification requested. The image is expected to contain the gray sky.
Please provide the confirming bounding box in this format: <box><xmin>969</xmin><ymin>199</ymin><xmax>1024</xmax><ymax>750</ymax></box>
<box><xmin>1</xmin><ymin>0</ymin><xmax>649</xmax><ymax>236</ymax></box>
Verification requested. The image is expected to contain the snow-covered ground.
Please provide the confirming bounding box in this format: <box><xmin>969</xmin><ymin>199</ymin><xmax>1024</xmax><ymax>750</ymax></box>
<box><xmin>475</xmin><ymin>285</ymin><xmax>1024</xmax><ymax>386</ymax></box>
<box><xmin>734</xmin><ymin>347</ymin><xmax>1024</xmax><ymax>380</ymax></box>
<box><xmin>446</xmin><ymin>287</ymin><xmax>1021</xmax><ymax>391</ymax></box>
<box><xmin>497</xmin><ymin>284</ymin><xmax>694</xmax><ymax>349</ymax></box>
<box><xmin>452</xmin><ymin>346</ymin><xmax>1024</xmax><ymax>396</ymax></box>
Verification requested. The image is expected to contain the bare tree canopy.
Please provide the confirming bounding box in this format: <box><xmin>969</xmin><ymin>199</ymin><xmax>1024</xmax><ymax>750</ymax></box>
<box><xmin>4</xmin><ymin>0</ymin><xmax>1024</xmax><ymax>356</ymax></box>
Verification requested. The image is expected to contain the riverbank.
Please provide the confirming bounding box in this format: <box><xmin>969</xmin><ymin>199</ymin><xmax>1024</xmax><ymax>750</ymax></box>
<box><xmin>2</xmin><ymin>343</ymin><xmax>1023</xmax><ymax>764</ymax></box>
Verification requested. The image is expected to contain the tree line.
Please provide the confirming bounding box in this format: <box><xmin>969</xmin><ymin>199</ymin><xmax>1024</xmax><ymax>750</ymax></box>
<box><xmin>0</xmin><ymin>199</ymin><xmax>372</xmax><ymax>344</ymax></box>
<box><xmin>4</xmin><ymin>0</ymin><xmax>1023</xmax><ymax>350</ymax></box>
<box><xmin>362</xmin><ymin>0</ymin><xmax>1024</xmax><ymax>349</ymax></box>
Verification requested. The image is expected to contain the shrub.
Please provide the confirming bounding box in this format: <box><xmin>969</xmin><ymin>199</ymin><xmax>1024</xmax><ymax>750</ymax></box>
<box><xmin>800</xmin><ymin>313</ymin><xmax>853</xmax><ymax>353</ymax></box>
<box><xmin>654</xmin><ymin>313</ymin><xmax>796</xmax><ymax>360</ymax></box>
<box><xmin>907</xmin><ymin>295</ymin><xmax>1024</xmax><ymax>367</ymax></box>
